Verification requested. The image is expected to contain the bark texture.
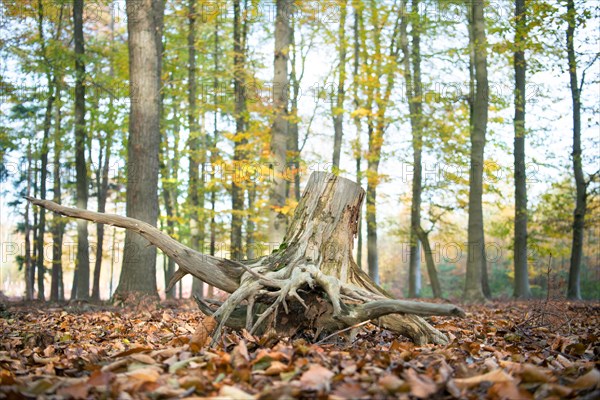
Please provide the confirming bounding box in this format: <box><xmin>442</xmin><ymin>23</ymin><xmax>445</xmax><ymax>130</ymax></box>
<box><xmin>73</xmin><ymin>0</ymin><xmax>90</xmax><ymax>300</ymax></box>
<box><xmin>268</xmin><ymin>0</ymin><xmax>291</xmax><ymax>243</ymax></box>
<box><xmin>28</xmin><ymin>172</ymin><xmax>464</xmax><ymax>345</ymax></box>
<box><xmin>463</xmin><ymin>0</ymin><xmax>488</xmax><ymax>303</ymax></box>
<box><xmin>116</xmin><ymin>0</ymin><xmax>163</xmax><ymax>298</ymax></box>
<box><xmin>513</xmin><ymin>0</ymin><xmax>531</xmax><ymax>299</ymax></box>
<box><xmin>566</xmin><ymin>0</ymin><xmax>585</xmax><ymax>300</ymax></box>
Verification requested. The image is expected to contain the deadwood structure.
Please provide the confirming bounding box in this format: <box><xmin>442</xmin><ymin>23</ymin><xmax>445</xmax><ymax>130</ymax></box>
<box><xmin>28</xmin><ymin>172</ymin><xmax>464</xmax><ymax>345</ymax></box>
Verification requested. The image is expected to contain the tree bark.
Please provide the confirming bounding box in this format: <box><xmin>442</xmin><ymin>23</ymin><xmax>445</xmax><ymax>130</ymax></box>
<box><xmin>24</xmin><ymin>144</ymin><xmax>34</xmax><ymax>300</ymax></box>
<box><xmin>268</xmin><ymin>0</ymin><xmax>291</xmax><ymax>243</ymax></box>
<box><xmin>463</xmin><ymin>0</ymin><xmax>488</xmax><ymax>303</ymax></box>
<box><xmin>512</xmin><ymin>0</ymin><xmax>531</xmax><ymax>299</ymax></box>
<box><xmin>187</xmin><ymin>0</ymin><xmax>206</xmax><ymax>297</ymax></box>
<box><xmin>29</xmin><ymin>171</ymin><xmax>463</xmax><ymax>345</ymax></box>
<box><xmin>566</xmin><ymin>0</ymin><xmax>585</xmax><ymax>300</ymax></box>
<box><xmin>50</xmin><ymin>79</ymin><xmax>64</xmax><ymax>302</ymax></box>
<box><xmin>416</xmin><ymin>227</ymin><xmax>442</xmax><ymax>298</ymax></box>
<box><xmin>116</xmin><ymin>0</ymin><xmax>163</xmax><ymax>298</ymax></box>
<box><xmin>231</xmin><ymin>0</ymin><xmax>247</xmax><ymax>261</ymax></box>
<box><xmin>92</xmin><ymin>13</ymin><xmax>115</xmax><ymax>301</ymax></box>
<box><xmin>331</xmin><ymin>0</ymin><xmax>347</xmax><ymax>171</ymax></box>
<box><xmin>73</xmin><ymin>0</ymin><xmax>90</xmax><ymax>300</ymax></box>
<box><xmin>401</xmin><ymin>0</ymin><xmax>424</xmax><ymax>298</ymax></box>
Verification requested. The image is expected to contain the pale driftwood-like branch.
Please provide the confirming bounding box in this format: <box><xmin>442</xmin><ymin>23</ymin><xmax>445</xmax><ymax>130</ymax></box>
<box><xmin>25</xmin><ymin>197</ymin><xmax>243</xmax><ymax>293</ymax></box>
<box><xmin>352</xmin><ymin>299</ymin><xmax>465</xmax><ymax>321</ymax></box>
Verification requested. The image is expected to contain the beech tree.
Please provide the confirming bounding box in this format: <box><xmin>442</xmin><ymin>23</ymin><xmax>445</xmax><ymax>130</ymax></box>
<box><xmin>463</xmin><ymin>0</ymin><xmax>488</xmax><ymax>303</ymax></box>
<box><xmin>115</xmin><ymin>0</ymin><xmax>164</xmax><ymax>298</ymax></box>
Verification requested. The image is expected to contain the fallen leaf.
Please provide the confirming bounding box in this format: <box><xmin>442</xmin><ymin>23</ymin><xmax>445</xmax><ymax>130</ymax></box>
<box><xmin>379</xmin><ymin>374</ymin><xmax>405</xmax><ymax>393</ymax></box>
<box><xmin>32</xmin><ymin>353</ymin><xmax>60</xmax><ymax>364</ymax></box>
<box><xmin>219</xmin><ymin>384</ymin><xmax>254</xmax><ymax>399</ymax></box>
<box><xmin>232</xmin><ymin>340</ymin><xmax>250</xmax><ymax>368</ymax></box>
<box><xmin>57</xmin><ymin>381</ymin><xmax>89</xmax><ymax>399</ymax></box>
<box><xmin>404</xmin><ymin>368</ymin><xmax>438</xmax><ymax>398</ymax></box>
<box><xmin>453</xmin><ymin>369</ymin><xmax>513</xmax><ymax>389</ymax></box>
<box><xmin>126</xmin><ymin>367</ymin><xmax>161</xmax><ymax>382</ymax></box>
<box><xmin>519</xmin><ymin>363</ymin><xmax>552</xmax><ymax>383</ymax></box>
<box><xmin>130</xmin><ymin>353</ymin><xmax>157</xmax><ymax>365</ymax></box>
<box><xmin>189</xmin><ymin>316</ymin><xmax>217</xmax><ymax>352</ymax></box>
<box><xmin>264</xmin><ymin>360</ymin><xmax>288</xmax><ymax>376</ymax></box>
<box><xmin>570</xmin><ymin>368</ymin><xmax>600</xmax><ymax>390</ymax></box>
<box><xmin>299</xmin><ymin>364</ymin><xmax>334</xmax><ymax>392</ymax></box>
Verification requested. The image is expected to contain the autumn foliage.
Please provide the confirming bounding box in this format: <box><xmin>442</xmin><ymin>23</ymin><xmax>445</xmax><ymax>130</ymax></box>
<box><xmin>0</xmin><ymin>300</ymin><xmax>598</xmax><ymax>399</ymax></box>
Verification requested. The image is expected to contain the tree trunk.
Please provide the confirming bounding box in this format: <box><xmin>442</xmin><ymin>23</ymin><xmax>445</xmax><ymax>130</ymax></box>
<box><xmin>29</xmin><ymin>172</ymin><xmax>463</xmax><ymax>345</ymax></box>
<box><xmin>187</xmin><ymin>0</ymin><xmax>206</xmax><ymax>297</ymax></box>
<box><xmin>463</xmin><ymin>0</ymin><xmax>488</xmax><ymax>303</ymax></box>
<box><xmin>91</xmin><ymin>14</ymin><xmax>115</xmax><ymax>301</ymax></box>
<box><xmin>73</xmin><ymin>0</ymin><xmax>90</xmax><ymax>300</ymax></box>
<box><xmin>24</xmin><ymin>143</ymin><xmax>34</xmax><ymax>300</ymax></box>
<box><xmin>288</xmin><ymin>17</ymin><xmax>300</xmax><ymax>201</ymax></box>
<box><xmin>401</xmin><ymin>0</ymin><xmax>424</xmax><ymax>298</ymax></box>
<box><xmin>50</xmin><ymin>80</ymin><xmax>64</xmax><ymax>302</ymax></box>
<box><xmin>512</xmin><ymin>0</ymin><xmax>531</xmax><ymax>299</ymax></box>
<box><xmin>566</xmin><ymin>0</ymin><xmax>585</xmax><ymax>300</ymax></box>
<box><xmin>331</xmin><ymin>0</ymin><xmax>347</xmax><ymax>171</ymax></box>
<box><xmin>116</xmin><ymin>0</ymin><xmax>163</xmax><ymax>299</ymax></box>
<box><xmin>268</xmin><ymin>0</ymin><xmax>291</xmax><ymax>243</ymax></box>
<box><xmin>231</xmin><ymin>0</ymin><xmax>247</xmax><ymax>261</ymax></box>
<box><xmin>416</xmin><ymin>227</ymin><xmax>442</xmax><ymax>298</ymax></box>
<box><xmin>352</xmin><ymin>1</ymin><xmax>363</xmax><ymax>270</ymax></box>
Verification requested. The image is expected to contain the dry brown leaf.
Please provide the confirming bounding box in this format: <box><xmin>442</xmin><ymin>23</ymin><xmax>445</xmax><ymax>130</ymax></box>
<box><xmin>379</xmin><ymin>374</ymin><xmax>405</xmax><ymax>393</ymax></box>
<box><xmin>126</xmin><ymin>367</ymin><xmax>161</xmax><ymax>382</ymax></box>
<box><xmin>232</xmin><ymin>340</ymin><xmax>250</xmax><ymax>368</ymax></box>
<box><xmin>488</xmin><ymin>380</ymin><xmax>531</xmax><ymax>400</ymax></box>
<box><xmin>299</xmin><ymin>364</ymin><xmax>334</xmax><ymax>392</ymax></box>
<box><xmin>32</xmin><ymin>353</ymin><xmax>60</xmax><ymax>364</ymax></box>
<box><xmin>130</xmin><ymin>353</ymin><xmax>157</xmax><ymax>365</ymax></box>
<box><xmin>112</xmin><ymin>346</ymin><xmax>152</xmax><ymax>358</ymax></box>
<box><xmin>519</xmin><ymin>363</ymin><xmax>553</xmax><ymax>383</ymax></box>
<box><xmin>219</xmin><ymin>384</ymin><xmax>254</xmax><ymax>399</ymax></box>
<box><xmin>264</xmin><ymin>360</ymin><xmax>288</xmax><ymax>376</ymax></box>
<box><xmin>57</xmin><ymin>381</ymin><xmax>89</xmax><ymax>399</ymax></box>
<box><xmin>404</xmin><ymin>368</ymin><xmax>438</xmax><ymax>399</ymax></box>
<box><xmin>570</xmin><ymin>368</ymin><xmax>600</xmax><ymax>390</ymax></box>
<box><xmin>452</xmin><ymin>369</ymin><xmax>513</xmax><ymax>389</ymax></box>
<box><xmin>189</xmin><ymin>316</ymin><xmax>217</xmax><ymax>352</ymax></box>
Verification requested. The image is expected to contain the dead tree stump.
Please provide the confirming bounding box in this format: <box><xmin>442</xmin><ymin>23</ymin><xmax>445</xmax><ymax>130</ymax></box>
<box><xmin>28</xmin><ymin>172</ymin><xmax>463</xmax><ymax>345</ymax></box>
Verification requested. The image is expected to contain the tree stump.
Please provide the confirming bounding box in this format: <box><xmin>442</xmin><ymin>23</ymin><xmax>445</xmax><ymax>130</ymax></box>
<box><xmin>28</xmin><ymin>172</ymin><xmax>463</xmax><ymax>345</ymax></box>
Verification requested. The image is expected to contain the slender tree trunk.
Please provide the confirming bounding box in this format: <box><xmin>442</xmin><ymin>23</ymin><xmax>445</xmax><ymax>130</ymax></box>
<box><xmin>187</xmin><ymin>0</ymin><xmax>206</xmax><ymax>297</ymax></box>
<box><xmin>352</xmin><ymin>0</ymin><xmax>363</xmax><ymax>270</ymax></box>
<box><xmin>246</xmin><ymin>183</ymin><xmax>256</xmax><ymax>259</ymax></box>
<box><xmin>50</xmin><ymin>79</ymin><xmax>64</xmax><ymax>302</ymax></box>
<box><xmin>331</xmin><ymin>0</ymin><xmax>347</xmax><ymax>171</ymax></box>
<box><xmin>231</xmin><ymin>0</ymin><xmax>247</xmax><ymax>261</ymax></box>
<box><xmin>116</xmin><ymin>0</ymin><xmax>163</xmax><ymax>299</ymax></box>
<box><xmin>268</xmin><ymin>0</ymin><xmax>291</xmax><ymax>244</ymax></box>
<box><xmin>73</xmin><ymin>0</ymin><xmax>90</xmax><ymax>300</ymax></box>
<box><xmin>416</xmin><ymin>227</ymin><xmax>442</xmax><ymax>298</ymax></box>
<box><xmin>401</xmin><ymin>0</ymin><xmax>424</xmax><ymax>298</ymax></box>
<box><xmin>463</xmin><ymin>0</ymin><xmax>488</xmax><ymax>303</ymax></box>
<box><xmin>92</xmin><ymin>14</ymin><xmax>115</xmax><ymax>301</ymax></box>
<box><xmin>566</xmin><ymin>0</ymin><xmax>585</xmax><ymax>300</ymax></box>
<box><xmin>24</xmin><ymin>144</ymin><xmax>34</xmax><ymax>300</ymax></box>
<box><xmin>512</xmin><ymin>0</ymin><xmax>530</xmax><ymax>299</ymax></box>
<box><xmin>35</xmin><ymin>0</ymin><xmax>60</xmax><ymax>302</ymax></box>
<box><xmin>288</xmin><ymin>17</ymin><xmax>300</xmax><ymax>201</ymax></box>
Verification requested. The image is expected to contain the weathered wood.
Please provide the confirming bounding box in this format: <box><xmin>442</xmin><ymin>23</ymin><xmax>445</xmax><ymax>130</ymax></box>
<box><xmin>25</xmin><ymin>197</ymin><xmax>243</xmax><ymax>293</ymax></box>
<box><xmin>27</xmin><ymin>171</ymin><xmax>464</xmax><ymax>345</ymax></box>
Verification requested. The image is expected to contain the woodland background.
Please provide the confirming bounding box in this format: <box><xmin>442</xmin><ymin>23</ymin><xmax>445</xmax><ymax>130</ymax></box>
<box><xmin>0</xmin><ymin>0</ymin><xmax>599</xmax><ymax>302</ymax></box>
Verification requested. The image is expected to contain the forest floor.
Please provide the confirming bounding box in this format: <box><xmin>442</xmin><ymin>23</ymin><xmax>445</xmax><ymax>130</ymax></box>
<box><xmin>0</xmin><ymin>298</ymin><xmax>598</xmax><ymax>399</ymax></box>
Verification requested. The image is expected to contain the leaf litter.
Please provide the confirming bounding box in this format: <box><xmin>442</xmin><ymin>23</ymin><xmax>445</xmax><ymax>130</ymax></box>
<box><xmin>0</xmin><ymin>300</ymin><xmax>598</xmax><ymax>399</ymax></box>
